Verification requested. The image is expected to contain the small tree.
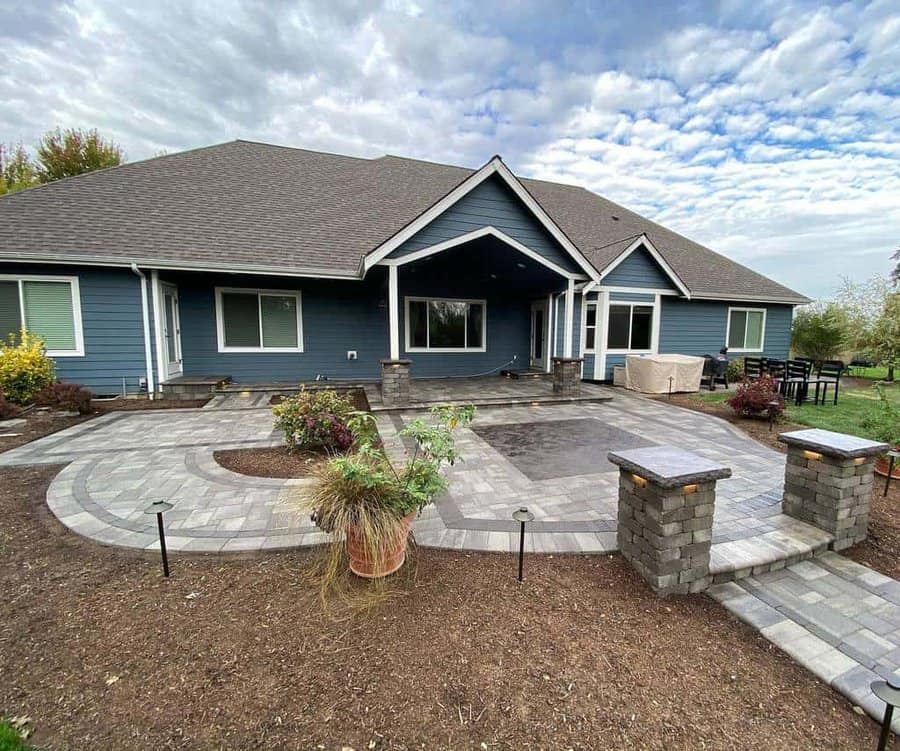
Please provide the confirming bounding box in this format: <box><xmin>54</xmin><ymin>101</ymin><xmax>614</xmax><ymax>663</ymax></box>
<box><xmin>36</xmin><ymin>128</ymin><xmax>123</xmax><ymax>182</ymax></box>
<box><xmin>0</xmin><ymin>143</ymin><xmax>38</xmax><ymax>194</ymax></box>
<box><xmin>791</xmin><ymin>303</ymin><xmax>850</xmax><ymax>366</ymax></box>
<box><xmin>865</xmin><ymin>293</ymin><xmax>900</xmax><ymax>381</ymax></box>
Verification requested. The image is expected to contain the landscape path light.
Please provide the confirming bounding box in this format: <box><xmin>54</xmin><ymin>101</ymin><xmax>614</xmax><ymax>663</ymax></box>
<box><xmin>512</xmin><ymin>507</ymin><xmax>535</xmax><ymax>583</ymax></box>
<box><xmin>872</xmin><ymin>672</ymin><xmax>900</xmax><ymax>751</ymax></box>
<box><xmin>144</xmin><ymin>500</ymin><xmax>174</xmax><ymax>578</ymax></box>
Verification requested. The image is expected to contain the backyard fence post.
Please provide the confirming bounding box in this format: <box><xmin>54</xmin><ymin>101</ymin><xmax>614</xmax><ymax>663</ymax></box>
<box><xmin>608</xmin><ymin>446</ymin><xmax>731</xmax><ymax>597</ymax></box>
<box><xmin>778</xmin><ymin>429</ymin><xmax>889</xmax><ymax>551</ymax></box>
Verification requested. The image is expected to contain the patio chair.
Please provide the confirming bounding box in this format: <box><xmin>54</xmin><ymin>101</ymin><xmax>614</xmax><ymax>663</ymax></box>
<box><xmin>816</xmin><ymin>360</ymin><xmax>845</xmax><ymax>405</ymax></box>
<box><xmin>743</xmin><ymin>356</ymin><xmax>766</xmax><ymax>380</ymax></box>
<box><xmin>782</xmin><ymin>359</ymin><xmax>811</xmax><ymax>404</ymax></box>
<box><xmin>766</xmin><ymin>358</ymin><xmax>786</xmax><ymax>391</ymax></box>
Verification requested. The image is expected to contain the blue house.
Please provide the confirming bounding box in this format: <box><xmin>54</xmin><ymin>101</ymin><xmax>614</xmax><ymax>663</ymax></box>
<box><xmin>0</xmin><ymin>140</ymin><xmax>808</xmax><ymax>396</ymax></box>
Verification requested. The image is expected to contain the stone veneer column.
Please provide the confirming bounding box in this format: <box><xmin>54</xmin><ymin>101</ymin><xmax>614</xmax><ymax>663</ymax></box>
<box><xmin>779</xmin><ymin>428</ymin><xmax>888</xmax><ymax>551</ymax></box>
<box><xmin>380</xmin><ymin>359</ymin><xmax>411</xmax><ymax>408</ymax></box>
<box><xmin>551</xmin><ymin>357</ymin><xmax>583</xmax><ymax>395</ymax></box>
<box><xmin>608</xmin><ymin>446</ymin><xmax>732</xmax><ymax>597</ymax></box>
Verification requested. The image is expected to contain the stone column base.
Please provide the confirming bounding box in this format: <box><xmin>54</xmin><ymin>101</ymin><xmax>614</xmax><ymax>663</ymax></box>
<box><xmin>552</xmin><ymin>357</ymin><xmax>583</xmax><ymax>395</ymax></box>
<box><xmin>609</xmin><ymin>446</ymin><xmax>731</xmax><ymax>597</ymax></box>
<box><xmin>380</xmin><ymin>359</ymin><xmax>411</xmax><ymax>408</ymax></box>
<box><xmin>779</xmin><ymin>429</ymin><xmax>888</xmax><ymax>551</ymax></box>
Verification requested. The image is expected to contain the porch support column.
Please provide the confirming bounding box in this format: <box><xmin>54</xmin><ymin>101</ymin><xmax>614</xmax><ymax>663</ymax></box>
<box><xmin>388</xmin><ymin>265</ymin><xmax>400</xmax><ymax>360</ymax></box>
<box><xmin>563</xmin><ymin>277</ymin><xmax>574</xmax><ymax>358</ymax></box>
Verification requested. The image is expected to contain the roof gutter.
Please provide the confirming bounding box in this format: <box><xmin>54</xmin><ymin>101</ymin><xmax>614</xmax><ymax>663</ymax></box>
<box><xmin>130</xmin><ymin>263</ymin><xmax>155</xmax><ymax>397</ymax></box>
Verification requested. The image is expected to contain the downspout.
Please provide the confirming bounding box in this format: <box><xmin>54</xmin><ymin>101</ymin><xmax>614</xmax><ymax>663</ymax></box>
<box><xmin>130</xmin><ymin>263</ymin><xmax>155</xmax><ymax>397</ymax></box>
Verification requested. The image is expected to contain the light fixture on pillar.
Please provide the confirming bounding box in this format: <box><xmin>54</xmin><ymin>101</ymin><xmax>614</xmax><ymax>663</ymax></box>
<box><xmin>803</xmin><ymin>450</ymin><xmax>823</xmax><ymax>461</ymax></box>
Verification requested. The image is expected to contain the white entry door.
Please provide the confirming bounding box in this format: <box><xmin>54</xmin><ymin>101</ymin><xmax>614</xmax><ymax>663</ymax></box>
<box><xmin>530</xmin><ymin>301</ymin><xmax>547</xmax><ymax>370</ymax></box>
<box><xmin>161</xmin><ymin>284</ymin><xmax>183</xmax><ymax>378</ymax></box>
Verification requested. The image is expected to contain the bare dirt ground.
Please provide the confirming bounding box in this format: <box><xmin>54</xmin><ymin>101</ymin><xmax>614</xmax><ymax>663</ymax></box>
<box><xmin>0</xmin><ymin>464</ymin><xmax>880</xmax><ymax>750</ymax></box>
<box><xmin>214</xmin><ymin>446</ymin><xmax>332</xmax><ymax>478</ymax></box>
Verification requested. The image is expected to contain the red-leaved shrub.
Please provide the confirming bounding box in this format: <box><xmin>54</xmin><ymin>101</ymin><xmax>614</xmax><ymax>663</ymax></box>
<box><xmin>726</xmin><ymin>375</ymin><xmax>785</xmax><ymax>419</ymax></box>
<box><xmin>34</xmin><ymin>381</ymin><xmax>93</xmax><ymax>415</ymax></box>
<box><xmin>0</xmin><ymin>392</ymin><xmax>22</xmax><ymax>419</ymax></box>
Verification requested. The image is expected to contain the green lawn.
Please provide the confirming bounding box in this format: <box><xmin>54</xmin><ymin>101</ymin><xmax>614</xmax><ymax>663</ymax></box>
<box><xmin>0</xmin><ymin>722</ymin><xmax>32</xmax><ymax>751</ymax></box>
<box><xmin>694</xmin><ymin>379</ymin><xmax>899</xmax><ymax>441</ymax></box>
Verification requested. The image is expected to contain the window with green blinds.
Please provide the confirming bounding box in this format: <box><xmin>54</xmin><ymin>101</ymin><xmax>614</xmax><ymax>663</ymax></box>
<box><xmin>0</xmin><ymin>281</ymin><xmax>21</xmax><ymax>343</ymax></box>
<box><xmin>22</xmin><ymin>281</ymin><xmax>77</xmax><ymax>351</ymax></box>
<box><xmin>219</xmin><ymin>289</ymin><xmax>302</xmax><ymax>351</ymax></box>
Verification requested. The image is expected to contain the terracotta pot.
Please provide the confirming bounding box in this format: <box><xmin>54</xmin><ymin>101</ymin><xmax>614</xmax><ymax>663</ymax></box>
<box><xmin>875</xmin><ymin>445</ymin><xmax>900</xmax><ymax>479</ymax></box>
<box><xmin>346</xmin><ymin>512</ymin><xmax>416</xmax><ymax>579</ymax></box>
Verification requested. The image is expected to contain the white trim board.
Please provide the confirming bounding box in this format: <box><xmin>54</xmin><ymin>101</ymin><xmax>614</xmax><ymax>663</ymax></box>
<box><xmin>0</xmin><ymin>273</ymin><xmax>85</xmax><ymax>357</ymax></box>
<box><xmin>363</xmin><ymin>156</ymin><xmax>601</xmax><ymax>281</ymax></box>
<box><xmin>377</xmin><ymin>226</ymin><xmax>587</xmax><ymax>281</ymax></box>
<box><xmin>214</xmin><ymin>286</ymin><xmax>304</xmax><ymax>353</ymax></box>
<box><xmin>598</xmin><ymin>234</ymin><xmax>691</xmax><ymax>299</ymax></box>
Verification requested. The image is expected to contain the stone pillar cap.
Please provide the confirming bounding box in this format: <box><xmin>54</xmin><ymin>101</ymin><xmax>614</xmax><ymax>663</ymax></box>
<box><xmin>380</xmin><ymin>359</ymin><xmax>412</xmax><ymax>366</ymax></box>
<box><xmin>778</xmin><ymin>428</ymin><xmax>889</xmax><ymax>459</ymax></box>
<box><xmin>607</xmin><ymin>446</ymin><xmax>732</xmax><ymax>488</ymax></box>
<box><xmin>551</xmin><ymin>356</ymin><xmax>583</xmax><ymax>363</ymax></box>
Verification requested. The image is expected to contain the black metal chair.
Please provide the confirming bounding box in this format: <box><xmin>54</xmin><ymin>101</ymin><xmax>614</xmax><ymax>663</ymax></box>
<box><xmin>743</xmin><ymin>356</ymin><xmax>766</xmax><ymax>380</ymax></box>
<box><xmin>783</xmin><ymin>359</ymin><xmax>811</xmax><ymax>404</ymax></box>
<box><xmin>816</xmin><ymin>360</ymin><xmax>845</xmax><ymax>405</ymax></box>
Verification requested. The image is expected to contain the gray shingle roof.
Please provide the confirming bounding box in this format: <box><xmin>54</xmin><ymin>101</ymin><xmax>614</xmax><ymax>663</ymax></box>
<box><xmin>0</xmin><ymin>139</ymin><xmax>809</xmax><ymax>303</ymax></box>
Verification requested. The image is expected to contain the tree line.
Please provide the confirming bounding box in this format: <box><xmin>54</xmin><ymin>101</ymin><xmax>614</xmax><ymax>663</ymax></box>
<box><xmin>0</xmin><ymin>127</ymin><xmax>123</xmax><ymax>195</ymax></box>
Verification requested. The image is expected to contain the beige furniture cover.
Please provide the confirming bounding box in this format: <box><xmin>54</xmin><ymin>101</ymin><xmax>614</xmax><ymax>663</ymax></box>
<box><xmin>624</xmin><ymin>354</ymin><xmax>705</xmax><ymax>394</ymax></box>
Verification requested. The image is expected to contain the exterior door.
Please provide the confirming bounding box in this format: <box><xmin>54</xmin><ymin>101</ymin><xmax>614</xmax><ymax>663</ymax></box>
<box><xmin>530</xmin><ymin>301</ymin><xmax>547</xmax><ymax>370</ymax></box>
<box><xmin>161</xmin><ymin>284</ymin><xmax>183</xmax><ymax>379</ymax></box>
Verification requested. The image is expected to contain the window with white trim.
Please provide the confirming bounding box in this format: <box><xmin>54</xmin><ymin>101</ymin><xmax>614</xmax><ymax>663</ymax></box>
<box><xmin>216</xmin><ymin>288</ymin><xmax>303</xmax><ymax>352</ymax></box>
<box><xmin>0</xmin><ymin>275</ymin><xmax>84</xmax><ymax>356</ymax></box>
<box><xmin>606</xmin><ymin>303</ymin><xmax>653</xmax><ymax>351</ymax></box>
<box><xmin>584</xmin><ymin>302</ymin><xmax>597</xmax><ymax>352</ymax></box>
<box><xmin>727</xmin><ymin>307</ymin><xmax>766</xmax><ymax>352</ymax></box>
<box><xmin>406</xmin><ymin>297</ymin><xmax>485</xmax><ymax>352</ymax></box>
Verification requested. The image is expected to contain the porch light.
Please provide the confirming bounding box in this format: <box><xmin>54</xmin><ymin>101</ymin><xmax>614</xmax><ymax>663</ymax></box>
<box><xmin>516</xmin><ymin>262</ymin><xmax>526</xmax><ymax>269</ymax></box>
<box><xmin>144</xmin><ymin>499</ymin><xmax>174</xmax><ymax>578</ymax></box>
<box><xmin>512</xmin><ymin>507</ymin><xmax>535</xmax><ymax>583</ymax></box>
<box><xmin>803</xmin><ymin>450</ymin><xmax>823</xmax><ymax>461</ymax></box>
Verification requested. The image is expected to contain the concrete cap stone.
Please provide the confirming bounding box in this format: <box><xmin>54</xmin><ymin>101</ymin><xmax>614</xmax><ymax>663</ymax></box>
<box><xmin>778</xmin><ymin>428</ymin><xmax>890</xmax><ymax>459</ymax></box>
<box><xmin>607</xmin><ymin>446</ymin><xmax>732</xmax><ymax>488</ymax></box>
<box><xmin>380</xmin><ymin>359</ymin><xmax>412</xmax><ymax>366</ymax></box>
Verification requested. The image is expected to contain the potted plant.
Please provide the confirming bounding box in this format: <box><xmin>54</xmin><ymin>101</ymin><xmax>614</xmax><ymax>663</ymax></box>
<box><xmin>862</xmin><ymin>383</ymin><xmax>900</xmax><ymax>478</ymax></box>
<box><xmin>308</xmin><ymin>403</ymin><xmax>475</xmax><ymax>579</ymax></box>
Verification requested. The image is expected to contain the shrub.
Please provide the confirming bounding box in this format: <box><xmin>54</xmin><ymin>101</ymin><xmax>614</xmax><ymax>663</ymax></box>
<box><xmin>791</xmin><ymin>303</ymin><xmax>851</xmax><ymax>366</ymax></box>
<box><xmin>0</xmin><ymin>393</ymin><xmax>21</xmax><ymax>420</ymax></box>
<box><xmin>861</xmin><ymin>384</ymin><xmax>900</xmax><ymax>446</ymax></box>
<box><xmin>34</xmin><ymin>381</ymin><xmax>93</xmax><ymax>415</ymax></box>
<box><xmin>725</xmin><ymin>357</ymin><xmax>744</xmax><ymax>383</ymax></box>
<box><xmin>0</xmin><ymin>330</ymin><xmax>55</xmax><ymax>404</ymax></box>
<box><xmin>726</xmin><ymin>375</ymin><xmax>785</xmax><ymax>419</ymax></box>
<box><xmin>272</xmin><ymin>388</ymin><xmax>357</xmax><ymax>452</ymax></box>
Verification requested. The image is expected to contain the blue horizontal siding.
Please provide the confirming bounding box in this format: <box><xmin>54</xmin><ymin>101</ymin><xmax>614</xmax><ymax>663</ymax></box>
<box><xmin>608</xmin><ymin>291</ymin><xmax>655</xmax><ymax>303</ymax></box>
<box><xmin>389</xmin><ymin>175</ymin><xmax>581</xmax><ymax>274</ymax></box>
<box><xmin>0</xmin><ymin>263</ymin><xmax>149</xmax><ymax>395</ymax></box>
<box><xmin>603</xmin><ymin>247</ymin><xmax>677</xmax><ymax>290</ymax></box>
<box><xmin>659</xmin><ymin>299</ymin><xmax>793</xmax><ymax>360</ymax></box>
<box><xmin>171</xmin><ymin>271</ymin><xmax>389</xmax><ymax>382</ymax></box>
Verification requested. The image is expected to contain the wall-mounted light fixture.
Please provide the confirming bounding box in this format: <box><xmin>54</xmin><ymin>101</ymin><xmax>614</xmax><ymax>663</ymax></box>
<box><xmin>803</xmin><ymin>450</ymin><xmax>823</xmax><ymax>461</ymax></box>
<box><xmin>632</xmin><ymin>473</ymin><xmax>647</xmax><ymax>488</ymax></box>
<box><xmin>682</xmin><ymin>483</ymin><xmax>698</xmax><ymax>495</ymax></box>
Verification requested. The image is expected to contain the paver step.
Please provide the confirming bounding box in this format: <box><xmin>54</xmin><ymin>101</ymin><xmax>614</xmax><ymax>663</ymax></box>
<box><xmin>709</xmin><ymin>553</ymin><xmax>900</xmax><ymax>733</ymax></box>
<box><xmin>709</xmin><ymin>514</ymin><xmax>834</xmax><ymax>583</ymax></box>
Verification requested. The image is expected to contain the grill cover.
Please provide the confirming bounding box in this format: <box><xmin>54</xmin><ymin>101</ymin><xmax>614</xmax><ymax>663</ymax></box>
<box><xmin>625</xmin><ymin>354</ymin><xmax>705</xmax><ymax>394</ymax></box>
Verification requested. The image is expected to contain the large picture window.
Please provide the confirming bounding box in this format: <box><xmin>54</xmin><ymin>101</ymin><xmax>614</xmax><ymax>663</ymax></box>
<box><xmin>606</xmin><ymin>303</ymin><xmax>653</xmax><ymax>351</ymax></box>
<box><xmin>727</xmin><ymin>307</ymin><xmax>766</xmax><ymax>352</ymax></box>
<box><xmin>406</xmin><ymin>297</ymin><xmax>485</xmax><ymax>352</ymax></box>
<box><xmin>216</xmin><ymin>288</ymin><xmax>303</xmax><ymax>352</ymax></box>
<box><xmin>0</xmin><ymin>275</ymin><xmax>84</xmax><ymax>356</ymax></box>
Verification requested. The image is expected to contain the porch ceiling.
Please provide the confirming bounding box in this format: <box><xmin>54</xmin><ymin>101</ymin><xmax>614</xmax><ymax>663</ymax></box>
<box><xmin>400</xmin><ymin>236</ymin><xmax>570</xmax><ymax>296</ymax></box>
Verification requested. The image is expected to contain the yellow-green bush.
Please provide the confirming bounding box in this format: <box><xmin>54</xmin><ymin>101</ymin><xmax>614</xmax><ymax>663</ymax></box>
<box><xmin>0</xmin><ymin>330</ymin><xmax>56</xmax><ymax>404</ymax></box>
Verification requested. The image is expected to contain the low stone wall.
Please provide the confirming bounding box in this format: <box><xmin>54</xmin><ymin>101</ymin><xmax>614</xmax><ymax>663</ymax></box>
<box><xmin>779</xmin><ymin>429</ymin><xmax>888</xmax><ymax>551</ymax></box>
<box><xmin>551</xmin><ymin>357</ymin><xmax>582</xmax><ymax>395</ymax></box>
<box><xmin>609</xmin><ymin>446</ymin><xmax>731</xmax><ymax>597</ymax></box>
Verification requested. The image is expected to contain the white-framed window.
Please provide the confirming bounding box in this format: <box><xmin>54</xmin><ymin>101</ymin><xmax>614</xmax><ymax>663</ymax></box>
<box><xmin>726</xmin><ymin>307</ymin><xmax>766</xmax><ymax>352</ymax></box>
<box><xmin>606</xmin><ymin>303</ymin><xmax>654</xmax><ymax>352</ymax></box>
<box><xmin>405</xmin><ymin>297</ymin><xmax>486</xmax><ymax>352</ymax></box>
<box><xmin>215</xmin><ymin>287</ymin><xmax>303</xmax><ymax>353</ymax></box>
<box><xmin>584</xmin><ymin>302</ymin><xmax>598</xmax><ymax>352</ymax></box>
<box><xmin>0</xmin><ymin>275</ymin><xmax>84</xmax><ymax>356</ymax></box>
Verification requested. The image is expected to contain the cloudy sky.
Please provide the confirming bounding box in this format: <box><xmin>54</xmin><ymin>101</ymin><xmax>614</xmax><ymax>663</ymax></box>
<box><xmin>1</xmin><ymin>0</ymin><xmax>898</xmax><ymax>298</ymax></box>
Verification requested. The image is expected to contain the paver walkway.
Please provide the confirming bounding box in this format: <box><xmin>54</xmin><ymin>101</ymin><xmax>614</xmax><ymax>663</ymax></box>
<box><xmin>0</xmin><ymin>392</ymin><xmax>800</xmax><ymax>555</ymax></box>
<box><xmin>710</xmin><ymin>552</ymin><xmax>900</xmax><ymax>731</ymax></box>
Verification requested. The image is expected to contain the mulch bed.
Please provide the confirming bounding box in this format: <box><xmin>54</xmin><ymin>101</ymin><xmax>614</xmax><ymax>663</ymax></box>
<box><xmin>0</xmin><ymin>468</ymin><xmax>880</xmax><ymax>750</ymax></box>
<box><xmin>91</xmin><ymin>397</ymin><xmax>210</xmax><ymax>412</ymax></box>
<box><xmin>214</xmin><ymin>446</ymin><xmax>333</xmax><ymax>478</ymax></box>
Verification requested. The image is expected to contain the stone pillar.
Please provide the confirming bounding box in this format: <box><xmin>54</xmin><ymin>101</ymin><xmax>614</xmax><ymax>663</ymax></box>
<box><xmin>779</xmin><ymin>429</ymin><xmax>888</xmax><ymax>551</ymax></box>
<box><xmin>380</xmin><ymin>359</ymin><xmax>411</xmax><ymax>408</ymax></box>
<box><xmin>551</xmin><ymin>357</ymin><xmax>582</xmax><ymax>395</ymax></box>
<box><xmin>609</xmin><ymin>446</ymin><xmax>731</xmax><ymax>597</ymax></box>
